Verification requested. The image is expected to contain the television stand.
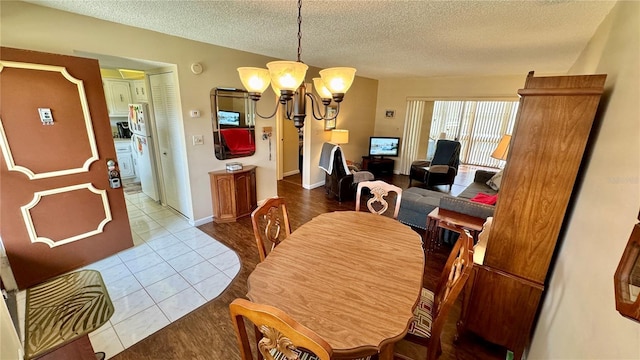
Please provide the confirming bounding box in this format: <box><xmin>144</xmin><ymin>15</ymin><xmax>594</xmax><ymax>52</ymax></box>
<box><xmin>361</xmin><ymin>156</ymin><xmax>394</xmax><ymax>177</ymax></box>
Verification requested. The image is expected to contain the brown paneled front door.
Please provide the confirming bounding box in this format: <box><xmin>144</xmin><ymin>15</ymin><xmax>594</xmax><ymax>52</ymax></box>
<box><xmin>0</xmin><ymin>47</ymin><xmax>133</xmax><ymax>289</ymax></box>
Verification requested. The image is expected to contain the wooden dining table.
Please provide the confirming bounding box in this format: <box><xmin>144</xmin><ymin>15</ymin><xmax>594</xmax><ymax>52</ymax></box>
<box><xmin>247</xmin><ymin>211</ymin><xmax>425</xmax><ymax>359</ymax></box>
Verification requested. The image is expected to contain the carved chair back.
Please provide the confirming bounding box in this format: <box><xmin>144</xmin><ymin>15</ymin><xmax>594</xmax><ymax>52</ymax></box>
<box><xmin>230</xmin><ymin>298</ymin><xmax>332</xmax><ymax>360</ymax></box>
<box><xmin>355</xmin><ymin>180</ymin><xmax>403</xmax><ymax>219</ymax></box>
<box><xmin>429</xmin><ymin>230</ymin><xmax>474</xmax><ymax>360</ymax></box>
<box><xmin>251</xmin><ymin>196</ymin><xmax>292</xmax><ymax>262</ymax></box>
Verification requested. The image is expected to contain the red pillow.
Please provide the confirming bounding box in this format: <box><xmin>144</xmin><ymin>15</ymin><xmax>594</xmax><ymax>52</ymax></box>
<box><xmin>470</xmin><ymin>192</ymin><xmax>498</xmax><ymax>205</ymax></box>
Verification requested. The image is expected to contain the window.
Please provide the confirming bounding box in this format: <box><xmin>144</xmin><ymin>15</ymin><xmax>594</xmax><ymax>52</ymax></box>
<box><xmin>429</xmin><ymin>100</ymin><xmax>519</xmax><ymax>167</ymax></box>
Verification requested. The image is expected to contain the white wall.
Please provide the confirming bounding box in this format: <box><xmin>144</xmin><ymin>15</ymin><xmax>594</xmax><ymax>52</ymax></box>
<box><xmin>529</xmin><ymin>1</ymin><xmax>640</xmax><ymax>359</ymax></box>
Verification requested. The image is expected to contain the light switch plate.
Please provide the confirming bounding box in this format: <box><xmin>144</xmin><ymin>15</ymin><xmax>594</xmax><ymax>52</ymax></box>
<box><xmin>193</xmin><ymin>135</ymin><xmax>204</xmax><ymax>145</ymax></box>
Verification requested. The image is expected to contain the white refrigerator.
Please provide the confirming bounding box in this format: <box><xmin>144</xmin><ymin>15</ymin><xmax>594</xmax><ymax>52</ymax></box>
<box><xmin>128</xmin><ymin>103</ymin><xmax>160</xmax><ymax>201</ymax></box>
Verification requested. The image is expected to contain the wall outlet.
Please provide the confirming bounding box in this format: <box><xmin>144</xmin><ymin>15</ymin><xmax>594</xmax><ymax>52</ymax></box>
<box><xmin>192</xmin><ymin>135</ymin><xmax>204</xmax><ymax>145</ymax></box>
<box><xmin>190</xmin><ymin>110</ymin><xmax>201</xmax><ymax>118</ymax></box>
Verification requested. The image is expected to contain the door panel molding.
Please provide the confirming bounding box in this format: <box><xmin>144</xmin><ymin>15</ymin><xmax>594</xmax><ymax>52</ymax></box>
<box><xmin>0</xmin><ymin>61</ymin><xmax>99</xmax><ymax>179</ymax></box>
<box><xmin>20</xmin><ymin>183</ymin><xmax>112</xmax><ymax>248</ymax></box>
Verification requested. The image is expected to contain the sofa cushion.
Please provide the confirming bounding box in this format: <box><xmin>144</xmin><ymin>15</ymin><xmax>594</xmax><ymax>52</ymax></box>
<box><xmin>440</xmin><ymin>195</ymin><xmax>495</xmax><ymax>220</ymax></box>
<box><xmin>486</xmin><ymin>169</ymin><xmax>504</xmax><ymax>191</ymax></box>
<box><xmin>458</xmin><ymin>181</ymin><xmax>497</xmax><ymax>200</ymax></box>
<box><xmin>398</xmin><ymin>187</ymin><xmax>449</xmax><ymax>230</ymax></box>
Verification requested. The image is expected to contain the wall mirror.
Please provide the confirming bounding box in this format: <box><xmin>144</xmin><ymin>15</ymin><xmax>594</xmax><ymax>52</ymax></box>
<box><xmin>211</xmin><ymin>88</ymin><xmax>256</xmax><ymax>160</ymax></box>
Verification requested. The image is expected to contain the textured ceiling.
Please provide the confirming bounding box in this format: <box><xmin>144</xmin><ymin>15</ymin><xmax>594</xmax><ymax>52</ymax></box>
<box><xmin>26</xmin><ymin>0</ymin><xmax>616</xmax><ymax>79</ymax></box>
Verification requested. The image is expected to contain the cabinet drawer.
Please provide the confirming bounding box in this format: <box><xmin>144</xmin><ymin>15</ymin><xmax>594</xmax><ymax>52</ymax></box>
<box><xmin>115</xmin><ymin>142</ymin><xmax>132</xmax><ymax>153</ymax></box>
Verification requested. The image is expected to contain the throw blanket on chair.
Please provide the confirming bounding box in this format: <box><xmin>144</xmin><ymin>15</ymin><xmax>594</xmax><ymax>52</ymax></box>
<box><xmin>220</xmin><ymin>128</ymin><xmax>255</xmax><ymax>155</ymax></box>
<box><xmin>319</xmin><ymin>142</ymin><xmax>350</xmax><ymax>175</ymax></box>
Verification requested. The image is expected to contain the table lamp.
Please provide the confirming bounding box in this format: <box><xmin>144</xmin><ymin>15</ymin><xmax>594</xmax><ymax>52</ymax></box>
<box><xmin>491</xmin><ymin>134</ymin><xmax>511</xmax><ymax>161</ymax></box>
<box><xmin>331</xmin><ymin>129</ymin><xmax>349</xmax><ymax>145</ymax></box>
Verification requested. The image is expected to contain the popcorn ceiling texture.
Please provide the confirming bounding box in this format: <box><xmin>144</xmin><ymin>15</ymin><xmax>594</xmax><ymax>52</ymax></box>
<box><xmin>26</xmin><ymin>0</ymin><xmax>615</xmax><ymax>79</ymax></box>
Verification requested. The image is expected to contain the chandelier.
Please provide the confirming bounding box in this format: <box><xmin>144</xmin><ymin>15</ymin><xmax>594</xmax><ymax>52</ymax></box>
<box><xmin>237</xmin><ymin>0</ymin><xmax>356</xmax><ymax>129</ymax></box>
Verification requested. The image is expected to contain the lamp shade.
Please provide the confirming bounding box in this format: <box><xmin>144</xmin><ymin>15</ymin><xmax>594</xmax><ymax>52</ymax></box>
<box><xmin>266</xmin><ymin>61</ymin><xmax>308</xmax><ymax>91</ymax></box>
<box><xmin>319</xmin><ymin>67</ymin><xmax>356</xmax><ymax>94</ymax></box>
<box><xmin>312</xmin><ymin>77</ymin><xmax>333</xmax><ymax>99</ymax></box>
<box><xmin>331</xmin><ymin>129</ymin><xmax>349</xmax><ymax>145</ymax></box>
<box><xmin>237</xmin><ymin>67</ymin><xmax>271</xmax><ymax>94</ymax></box>
<box><xmin>491</xmin><ymin>134</ymin><xmax>511</xmax><ymax>160</ymax></box>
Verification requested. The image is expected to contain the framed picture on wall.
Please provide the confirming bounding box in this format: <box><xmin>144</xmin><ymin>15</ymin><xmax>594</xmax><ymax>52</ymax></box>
<box><xmin>324</xmin><ymin>106</ymin><xmax>337</xmax><ymax>131</ymax></box>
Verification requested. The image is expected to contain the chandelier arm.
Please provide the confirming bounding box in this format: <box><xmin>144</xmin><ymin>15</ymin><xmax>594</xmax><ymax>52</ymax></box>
<box><xmin>305</xmin><ymin>93</ymin><xmax>326</xmax><ymax>121</ymax></box>
<box><xmin>253</xmin><ymin>100</ymin><xmax>280</xmax><ymax>119</ymax></box>
<box><xmin>285</xmin><ymin>99</ymin><xmax>294</xmax><ymax>120</ymax></box>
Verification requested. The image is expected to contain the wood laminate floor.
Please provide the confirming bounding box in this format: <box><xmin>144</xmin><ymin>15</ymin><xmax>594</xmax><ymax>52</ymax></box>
<box><xmin>112</xmin><ymin>169</ymin><xmax>506</xmax><ymax>360</ymax></box>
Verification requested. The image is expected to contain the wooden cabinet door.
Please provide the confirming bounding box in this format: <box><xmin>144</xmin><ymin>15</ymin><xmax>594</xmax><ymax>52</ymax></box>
<box><xmin>116</xmin><ymin>152</ymin><xmax>135</xmax><ymax>178</ymax></box>
<box><xmin>132</xmin><ymin>80</ymin><xmax>147</xmax><ymax>102</ymax></box>
<box><xmin>234</xmin><ymin>172</ymin><xmax>255</xmax><ymax>217</ymax></box>
<box><xmin>104</xmin><ymin>79</ymin><xmax>132</xmax><ymax>116</ymax></box>
<box><xmin>213</xmin><ymin>175</ymin><xmax>236</xmax><ymax>222</ymax></box>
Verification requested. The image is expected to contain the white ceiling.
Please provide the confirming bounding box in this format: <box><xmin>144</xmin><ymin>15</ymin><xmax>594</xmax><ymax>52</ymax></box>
<box><xmin>25</xmin><ymin>0</ymin><xmax>616</xmax><ymax>80</ymax></box>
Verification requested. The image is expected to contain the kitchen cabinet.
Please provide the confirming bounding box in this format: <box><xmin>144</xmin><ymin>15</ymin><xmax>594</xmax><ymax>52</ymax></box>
<box><xmin>115</xmin><ymin>141</ymin><xmax>135</xmax><ymax>179</ymax></box>
<box><xmin>103</xmin><ymin>79</ymin><xmax>132</xmax><ymax>117</ymax></box>
<box><xmin>131</xmin><ymin>80</ymin><xmax>148</xmax><ymax>102</ymax></box>
<box><xmin>209</xmin><ymin>166</ymin><xmax>257</xmax><ymax>223</ymax></box>
<box><xmin>457</xmin><ymin>72</ymin><xmax>606</xmax><ymax>359</ymax></box>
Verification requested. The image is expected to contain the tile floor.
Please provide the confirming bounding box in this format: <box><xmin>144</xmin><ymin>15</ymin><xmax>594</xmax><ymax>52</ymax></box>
<box><xmin>16</xmin><ymin>192</ymin><xmax>241</xmax><ymax>359</ymax></box>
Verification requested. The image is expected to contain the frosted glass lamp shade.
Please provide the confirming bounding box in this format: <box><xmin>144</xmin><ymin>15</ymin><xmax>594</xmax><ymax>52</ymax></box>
<box><xmin>319</xmin><ymin>67</ymin><xmax>356</xmax><ymax>94</ymax></box>
<box><xmin>237</xmin><ymin>67</ymin><xmax>271</xmax><ymax>94</ymax></box>
<box><xmin>267</xmin><ymin>61</ymin><xmax>309</xmax><ymax>91</ymax></box>
<box><xmin>313</xmin><ymin>77</ymin><xmax>333</xmax><ymax>100</ymax></box>
<box><xmin>331</xmin><ymin>129</ymin><xmax>349</xmax><ymax>145</ymax></box>
<box><xmin>491</xmin><ymin>135</ymin><xmax>511</xmax><ymax>160</ymax></box>
<box><xmin>271</xmin><ymin>82</ymin><xmax>282</xmax><ymax>97</ymax></box>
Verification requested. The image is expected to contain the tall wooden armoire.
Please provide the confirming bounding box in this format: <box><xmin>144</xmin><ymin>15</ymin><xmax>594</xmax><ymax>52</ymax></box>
<box><xmin>458</xmin><ymin>71</ymin><xmax>606</xmax><ymax>359</ymax></box>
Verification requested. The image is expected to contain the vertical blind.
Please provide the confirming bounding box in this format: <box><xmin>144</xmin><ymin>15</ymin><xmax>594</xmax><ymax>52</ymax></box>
<box><xmin>399</xmin><ymin>100</ymin><xmax>425</xmax><ymax>174</ymax></box>
<box><xmin>430</xmin><ymin>100</ymin><xmax>519</xmax><ymax>167</ymax></box>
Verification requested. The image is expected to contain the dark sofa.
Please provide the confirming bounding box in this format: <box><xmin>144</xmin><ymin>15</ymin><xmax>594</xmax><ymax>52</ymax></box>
<box><xmin>398</xmin><ymin>169</ymin><xmax>498</xmax><ymax>230</ymax></box>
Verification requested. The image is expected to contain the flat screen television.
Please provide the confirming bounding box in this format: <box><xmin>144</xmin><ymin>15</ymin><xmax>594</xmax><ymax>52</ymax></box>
<box><xmin>369</xmin><ymin>137</ymin><xmax>400</xmax><ymax>157</ymax></box>
<box><xmin>218</xmin><ymin>110</ymin><xmax>241</xmax><ymax>126</ymax></box>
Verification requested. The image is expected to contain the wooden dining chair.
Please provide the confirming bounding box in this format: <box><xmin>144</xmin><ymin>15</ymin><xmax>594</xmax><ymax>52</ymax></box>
<box><xmin>397</xmin><ymin>230</ymin><xmax>474</xmax><ymax>360</ymax></box>
<box><xmin>251</xmin><ymin>196</ymin><xmax>292</xmax><ymax>262</ymax></box>
<box><xmin>230</xmin><ymin>298</ymin><xmax>332</xmax><ymax>360</ymax></box>
<box><xmin>356</xmin><ymin>180</ymin><xmax>403</xmax><ymax>219</ymax></box>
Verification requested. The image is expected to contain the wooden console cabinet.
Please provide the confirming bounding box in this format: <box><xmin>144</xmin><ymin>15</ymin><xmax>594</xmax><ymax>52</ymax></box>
<box><xmin>457</xmin><ymin>72</ymin><xmax>606</xmax><ymax>359</ymax></box>
<box><xmin>209</xmin><ymin>166</ymin><xmax>257</xmax><ymax>223</ymax></box>
<box><xmin>361</xmin><ymin>156</ymin><xmax>394</xmax><ymax>177</ymax></box>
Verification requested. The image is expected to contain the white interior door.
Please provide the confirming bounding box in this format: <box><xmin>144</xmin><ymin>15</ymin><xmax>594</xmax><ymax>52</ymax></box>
<box><xmin>149</xmin><ymin>72</ymin><xmax>190</xmax><ymax>218</ymax></box>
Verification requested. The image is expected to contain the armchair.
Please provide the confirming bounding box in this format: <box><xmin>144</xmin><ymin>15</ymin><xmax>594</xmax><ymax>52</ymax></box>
<box><xmin>409</xmin><ymin>140</ymin><xmax>461</xmax><ymax>190</ymax></box>
<box><xmin>320</xmin><ymin>143</ymin><xmax>373</xmax><ymax>202</ymax></box>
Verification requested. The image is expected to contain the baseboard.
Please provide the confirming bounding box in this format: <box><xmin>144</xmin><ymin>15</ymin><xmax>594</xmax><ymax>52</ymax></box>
<box><xmin>191</xmin><ymin>215</ymin><xmax>213</xmax><ymax>227</ymax></box>
<box><xmin>283</xmin><ymin>169</ymin><xmax>300</xmax><ymax>177</ymax></box>
<box><xmin>304</xmin><ymin>181</ymin><xmax>325</xmax><ymax>190</ymax></box>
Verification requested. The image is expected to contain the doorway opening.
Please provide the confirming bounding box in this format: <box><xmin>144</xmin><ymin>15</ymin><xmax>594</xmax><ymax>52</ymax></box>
<box><xmin>76</xmin><ymin>51</ymin><xmax>191</xmax><ymax>220</ymax></box>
